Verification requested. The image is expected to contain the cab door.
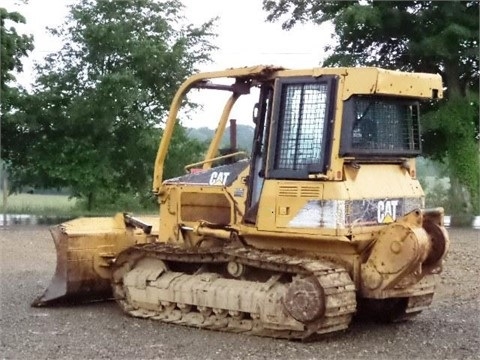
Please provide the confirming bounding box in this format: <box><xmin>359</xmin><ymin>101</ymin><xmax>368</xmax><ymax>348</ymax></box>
<box><xmin>244</xmin><ymin>84</ymin><xmax>273</xmax><ymax>224</ymax></box>
<box><xmin>266</xmin><ymin>76</ymin><xmax>337</xmax><ymax>180</ymax></box>
<box><xmin>256</xmin><ymin>75</ymin><xmax>338</xmax><ymax>231</ymax></box>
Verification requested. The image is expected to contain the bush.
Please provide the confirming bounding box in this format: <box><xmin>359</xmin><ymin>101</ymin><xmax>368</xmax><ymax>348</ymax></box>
<box><xmin>74</xmin><ymin>190</ymin><xmax>158</xmax><ymax>215</ymax></box>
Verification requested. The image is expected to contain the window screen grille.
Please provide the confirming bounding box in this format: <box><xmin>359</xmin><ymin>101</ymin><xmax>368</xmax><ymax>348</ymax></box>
<box><xmin>274</xmin><ymin>83</ymin><xmax>328</xmax><ymax>171</ymax></box>
<box><xmin>352</xmin><ymin>99</ymin><xmax>420</xmax><ymax>152</ymax></box>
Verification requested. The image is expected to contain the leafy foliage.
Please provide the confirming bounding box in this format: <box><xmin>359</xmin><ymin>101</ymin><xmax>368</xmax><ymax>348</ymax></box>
<box><xmin>0</xmin><ymin>7</ymin><xmax>34</xmax><ymax>137</ymax></box>
<box><xmin>2</xmin><ymin>0</ymin><xmax>214</xmax><ymax>210</ymax></box>
<box><xmin>264</xmin><ymin>0</ymin><xmax>480</xmax><ymax>216</ymax></box>
<box><xmin>422</xmin><ymin>95</ymin><xmax>479</xmax><ymax>214</ymax></box>
<box><xmin>263</xmin><ymin>1</ymin><xmax>478</xmax><ymax>91</ymax></box>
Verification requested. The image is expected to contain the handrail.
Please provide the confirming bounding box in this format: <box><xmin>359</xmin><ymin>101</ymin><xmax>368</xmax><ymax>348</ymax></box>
<box><xmin>184</xmin><ymin>151</ymin><xmax>249</xmax><ymax>172</ymax></box>
<box><xmin>152</xmin><ymin>65</ymin><xmax>280</xmax><ymax>193</ymax></box>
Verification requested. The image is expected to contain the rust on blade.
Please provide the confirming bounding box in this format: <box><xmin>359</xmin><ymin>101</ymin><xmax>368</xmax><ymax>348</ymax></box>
<box><xmin>31</xmin><ymin>214</ymin><xmax>157</xmax><ymax>307</ymax></box>
<box><xmin>32</xmin><ymin>226</ymin><xmax>69</xmax><ymax>306</ymax></box>
<box><xmin>32</xmin><ymin>225</ymin><xmax>113</xmax><ymax>306</ymax></box>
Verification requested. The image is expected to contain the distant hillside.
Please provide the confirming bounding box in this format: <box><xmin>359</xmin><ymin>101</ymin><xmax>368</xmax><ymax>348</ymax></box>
<box><xmin>187</xmin><ymin>124</ymin><xmax>255</xmax><ymax>152</ymax></box>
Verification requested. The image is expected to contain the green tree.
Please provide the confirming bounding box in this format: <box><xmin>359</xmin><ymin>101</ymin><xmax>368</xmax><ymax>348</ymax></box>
<box><xmin>0</xmin><ymin>7</ymin><xmax>34</xmax><ymax>115</ymax></box>
<box><xmin>264</xmin><ymin>0</ymin><xmax>479</xmax><ymax>218</ymax></box>
<box><xmin>3</xmin><ymin>0</ymin><xmax>214</xmax><ymax>210</ymax></box>
<box><xmin>1</xmin><ymin>7</ymin><xmax>34</xmax><ymax>204</ymax></box>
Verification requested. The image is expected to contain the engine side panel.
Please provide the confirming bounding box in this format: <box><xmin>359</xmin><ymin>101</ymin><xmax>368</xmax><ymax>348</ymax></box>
<box><xmin>159</xmin><ymin>161</ymin><xmax>250</xmax><ymax>244</ymax></box>
<box><xmin>256</xmin><ymin>164</ymin><xmax>424</xmax><ymax>236</ymax></box>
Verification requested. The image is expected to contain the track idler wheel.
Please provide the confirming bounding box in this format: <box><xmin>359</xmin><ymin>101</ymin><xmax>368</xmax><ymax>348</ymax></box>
<box><xmin>422</xmin><ymin>220</ymin><xmax>449</xmax><ymax>267</ymax></box>
<box><xmin>282</xmin><ymin>275</ymin><xmax>325</xmax><ymax>323</ymax></box>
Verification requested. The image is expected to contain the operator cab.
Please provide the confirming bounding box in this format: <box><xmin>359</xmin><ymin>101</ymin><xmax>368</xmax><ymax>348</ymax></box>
<box><xmin>245</xmin><ymin>74</ymin><xmax>424</xmax><ymax>223</ymax></box>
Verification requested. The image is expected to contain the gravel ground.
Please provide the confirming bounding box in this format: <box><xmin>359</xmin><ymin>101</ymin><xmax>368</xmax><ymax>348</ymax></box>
<box><xmin>0</xmin><ymin>226</ymin><xmax>479</xmax><ymax>360</ymax></box>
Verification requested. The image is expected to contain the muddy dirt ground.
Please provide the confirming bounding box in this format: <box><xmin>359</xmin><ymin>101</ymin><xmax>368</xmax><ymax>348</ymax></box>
<box><xmin>0</xmin><ymin>226</ymin><xmax>479</xmax><ymax>360</ymax></box>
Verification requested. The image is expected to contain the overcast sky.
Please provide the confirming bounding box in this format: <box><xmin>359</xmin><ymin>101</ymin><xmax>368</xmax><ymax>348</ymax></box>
<box><xmin>5</xmin><ymin>0</ymin><xmax>334</xmax><ymax>128</ymax></box>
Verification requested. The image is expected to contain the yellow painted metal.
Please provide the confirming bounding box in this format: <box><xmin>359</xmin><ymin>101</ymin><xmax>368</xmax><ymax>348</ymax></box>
<box><xmin>158</xmin><ymin>165</ymin><xmax>250</xmax><ymax>246</ymax></box>
<box><xmin>36</xmin><ymin>65</ymin><xmax>448</xmax><ymax>318</ymax></box>
<box><xmin>153</xmin><ymin>65</ymin><xmax>282</xmax><ymax>192</ymax></box>
<box><xmin>32</xmin><ymin>213</ymin><xmax>157</xmax><ymax>306</ymax></box>
<box><xmin>341</xmin><ymin>164</ymin><xmax>424</xmax><ymax>199</ymax></box>
<box><xmin>203</xmin><ymin>93</ymin><xmax>241</xmax><ymax>168</ymax></box>
<box><xmin>184</xmin><ymin>151</ymin><xmax>248</xmax><ymax>172</ymax></box>
<box><xmin>328</xmin><ymin>73</ymin><xmax>347</xmax><ymax>180</ymax></box>
<box><xmin>153</xmin><ymin>65</ymin><xmax>443</xmax><ymax>191</ymax></box>
<box><xmin>150</xmin><ymin>66</ymin><xmax>445</xmax><ymax>298</ymax></box>
<box><xmin>360</xmin><ymin>209</ymin><xmax>448</xmax><ymax>299</ymax></box>
<box><xmin>154</xmin><ymin>64</ymin><xmax>444</xmax><ymax>245</ymax></box>
<box><xmin>279</xmin><ymin>67</ymin><xmax>444</xmax><ymax>100</ymax></box>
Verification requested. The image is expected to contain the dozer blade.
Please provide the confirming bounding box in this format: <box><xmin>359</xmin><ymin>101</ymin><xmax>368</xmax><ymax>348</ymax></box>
<box><xmin>32</xmin><ymin>213</ymin><xmax>157</xmax><ymax>307</ymax></box>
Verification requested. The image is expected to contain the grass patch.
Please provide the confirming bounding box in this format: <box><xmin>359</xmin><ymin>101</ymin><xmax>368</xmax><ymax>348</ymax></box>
<box><xmin>1</xmin><ymin>193</ymin><xmax>78</xmax><ymax>216</ymax></box>
<box><xmin>1</xmin><ymin>192</ymin><xmax>158</xmax><ymax>217</ymax></box>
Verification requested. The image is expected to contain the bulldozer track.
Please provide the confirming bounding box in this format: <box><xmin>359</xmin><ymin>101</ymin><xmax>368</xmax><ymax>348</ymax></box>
<box><xmin>395</xmin><ymin>288</ymin><xmax>435</xmax><ymax>322</ymax></box>
<box><xmin>112</xmin><ymin>242</ymin><xmax>357</xmax><ymax>339</ymax></box>
<box><xmin>356</xmin><ymin>275</ymin><xmax>436</xmax><ymax>323</ymax></box>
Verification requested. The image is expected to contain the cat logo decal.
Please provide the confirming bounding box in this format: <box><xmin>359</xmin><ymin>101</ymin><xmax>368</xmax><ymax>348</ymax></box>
<box><xmin>377</xmin><ymin>200</ymin><xmax>399</xmax><ymax>223</ymax></box>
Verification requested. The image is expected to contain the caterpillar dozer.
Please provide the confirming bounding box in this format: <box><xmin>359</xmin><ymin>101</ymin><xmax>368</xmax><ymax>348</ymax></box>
<box><xmin>32</xmin><ymin>65</ymin><xmax>449</xmax><ymax>340</ymax></box>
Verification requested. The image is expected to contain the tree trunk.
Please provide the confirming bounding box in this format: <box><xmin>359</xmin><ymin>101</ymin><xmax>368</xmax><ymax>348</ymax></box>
<box><xmin>87</xmin><ymin>192</ymin><xmax>93</xmax><ymax>212</ymax></box>
<box><xmin>444</xmin><ymin>61</ymin><xmax>463</xmax><ymax>99</ymax></box>
<box><xmin>448</xmin><ymin>173</ymin><xmax>474</xmax><ymax>227</ymax></box>
<box><xmin>2</xmin><ymin>168</ymin><xmax>8</xmax><ymax>227</ymax></box>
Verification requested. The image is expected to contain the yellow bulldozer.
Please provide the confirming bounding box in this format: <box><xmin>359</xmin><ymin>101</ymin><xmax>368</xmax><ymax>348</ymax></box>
<box><xmin>33</xmin><ymin>65</ymin><xmax>449</xmax><ymax>339</ymax></box>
